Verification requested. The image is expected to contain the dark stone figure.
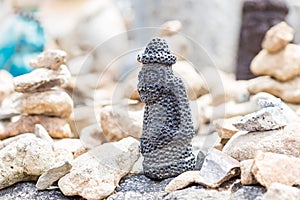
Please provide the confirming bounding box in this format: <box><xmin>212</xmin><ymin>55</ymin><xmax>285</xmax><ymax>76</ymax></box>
<box><xmin>137</xmin><ymin>38</ymin><xmax>195</xmax><ymax>180</ymax></box>
<box><xmin>236</xmin><ymin>0</ymin><xmax>288</xmax><ymax>80</ymax></box>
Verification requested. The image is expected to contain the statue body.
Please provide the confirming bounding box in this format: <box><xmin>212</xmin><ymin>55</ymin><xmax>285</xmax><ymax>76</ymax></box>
<box><xmin>137</xmin><ymin>38</ymin><xmax>195</xmax><ymax>180</ymax></box>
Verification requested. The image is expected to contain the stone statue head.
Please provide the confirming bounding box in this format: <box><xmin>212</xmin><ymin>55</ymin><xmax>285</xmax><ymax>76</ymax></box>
<box><xmin>137</xmin><ymin>38</ymin><xmax>177</xmax><ymax>103</ymax></box>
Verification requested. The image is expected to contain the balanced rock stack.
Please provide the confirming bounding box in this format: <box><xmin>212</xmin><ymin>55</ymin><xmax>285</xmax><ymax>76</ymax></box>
<box><xmin>1</xmin><ymin>50</ymin><xmax>75</xmax><ymax>139</ymax></box>
<box><xmin>248</xmin><ymin>22</ymin><xmax>300</xmax><ymax>103</ymax></box>
<box><xmin>219</xmin><ymin>92</ymin><xmax>300</xmax><ymax>190</ymax></box>
<box><xmin>250</xmin><ymin>21</ymin><xmax>297</xmax><ymax>81</ymax></box>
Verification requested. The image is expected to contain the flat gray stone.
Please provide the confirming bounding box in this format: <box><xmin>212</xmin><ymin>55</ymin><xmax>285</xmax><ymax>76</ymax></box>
<box><xmin>116</xmin><ymin>174</ymin><xmax>173</xmax><ymax>193</ymax></box>
<box><xmin>230</xmin><ymin>185</ymin><xmax>266</xmax><ymax>200</ymax></box>
<box><xmin>0</xmin><ymin>182</ymin><xmax>83</xmax><ymax>200</ymax></box>
<box><xmin>199</xmin><ymin>148</ymin><xmax>240</xmax><ymax>187</ymax></box>
<box><xmin>36</xmin><ymin>161</ymin><xmax>72</xmax><ymax>190</ymax></box>
<box><xmin>164</xmin><ymin>187</ymin><xmax>231</xmax><ymax>200</ymax></box>
<box><xmin>109</xmin><ymin>174</ymin><xmax>173</xmax><ymax>200</ymax></box>
<box><xmin>165</xmin><ymin>148</ymin><xmax>240</xmax><ymax>193</ymax></box>
<box><xmin>108</xmin><ymin>191</ymin><xmax>164</xmax><ymax>200</ymax></box>
<box><xmin>14</xmin><ymin>65</ymin><xmax>70</xmax><ymax>93</ymax></box>
<box><xmin>233</xmin><ymin>107</ymin><xmax>288</xmax><ymax>132</ymax></box>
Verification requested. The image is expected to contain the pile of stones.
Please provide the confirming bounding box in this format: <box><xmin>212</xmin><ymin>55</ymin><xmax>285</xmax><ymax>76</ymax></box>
<box><xmin>0</xmin><ymin>50</ymin><xmax>75</xmax><ymax>139</ymax></box>
<box><xmin>248</xmin><ymin>22</ymin><xmax>300</xmax><ymax>104</ymax></box>
<box><xmin>1</xmin><ymin>21</ymin><xmax>300</xmax><ymax>200</ymax></box>
<box><xmin>207</xmin><ymin>21</ymin><xmax>300</xmax><ymax>200</ymax></box>
<box><xmin>251</xmin><ymin>21</ymin><xmax>297</xmax><ymax>81</ymax></box>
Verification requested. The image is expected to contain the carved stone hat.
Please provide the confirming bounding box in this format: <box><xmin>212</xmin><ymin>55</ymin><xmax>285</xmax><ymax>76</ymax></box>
<box><xmin>137</xmin><ymin>38</ymin><xmax>176</xmax><ymax>65</ymax></box>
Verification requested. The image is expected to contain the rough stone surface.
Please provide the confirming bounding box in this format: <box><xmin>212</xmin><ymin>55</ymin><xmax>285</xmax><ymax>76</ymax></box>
<box><xmin>0</xmin><ymin>133</ymin><xmax>32</xmax><ymax>150</ymax></box>
<box><xmin>233</xmin><ymin>107</ymin><xmax>288</xmax><ymax>132</ymax></box>
<box><xmin>14</xmin><ymin>65</ymin><xmax>71</xmax><ymax>93</ymax></box>
<box><xmin>137</xmin><ymin>38</ymin><xmax>195</xmax><ymax>180</ymax></box>
<box><xmin>137</xmin><ymin>38</ymin><xmax>176</xmax><ymax>65</ymax></box>
<box><xmin>240</xmin><ymin>159</ymin><xmax>258</xmax><ymax>185</ymax></box>
<box><xmin>108</xmin><ymin>174</ymin><xmax>173</xmax><ymax>199</ymax></box>
<box><xmin>252</xmin><ymin>151</ymin><xmax>300</xmax><ymax>188</ymax></box>
<box><xmin>164</xmin><ymin>187</ymin><xmax>231</xmax><ymax>200</ymax></box>
<box><xmin>36</xmin><ymin>161</ymin><xmax>72</xmax><ymax>190</ymax></box>
<box><xmin>263</xmin><ymin>182</ymin><xmax>300</xmax><ymax>200</ymax></box>
<box><xmin>214</xmin><ymin>138</ymin><xmax>230</xmax><ymax>151</ymax></box>
<box><xmin>248</xmin><ymin>75</ymin><xmax>300</xmax><ymax>103</ymax></box>
<box><xmin>30</xmin><ymin>49</ymin><xmax>67</xmax><ymax>70</ymax></box>
<box><xmin>165</xmin><ymin>149</ymin><xmax>240</xmax><ymax>192</ymax></box>
<box><xmin>199</xmin><ymin>148</ymin><xmax>240</xmax><ymax>187</ymax></box>
<box><xmin>58</xmin><ymin>137</ymin><xmax>140</xmax><ymax>200</ymax></box>
<box><xmin>0</xmin><ymin>70</ymin><xmax>14</xmax><ymax>104</ymax></box>
<box><xmin>195</xmin><ymin>150</ymin><xmax>206</xmax><ymax>170</ymax></box>
<box><xmin>53</xmin><ymin>149</ymin><xmax>73</xmax><ymax>164</ymax></box>
<box><xmin>213</xmin><ymin>116</ymin><xmax>241</xmax><ymax>139</ymax></box>
<box><xmin>250</xmin><ymin>44</ymin><xmax>300</xmax><ymax>81</ymax></box>
<box><xmin>231</xmin><ymin>185</ymin><xmax>266</xmax><ymax>200</ymax></box>
<box><xmin>53</xmin><ymin>139</ymin><xmax>84</xmax><ymax>155</ymax></box>
<box><xmin>129</xmin><ymin>155</ymin><xmax>144</xmax><ymax>174</ymax></box>
<box><xmin>0</xmin><ymin>134</ymin><xmax>55</xmax><ymax>189</ymax></box>
<box><xmin>2</xmin><ymin>115</ymin><xmax>74</xmax><ymax>139</ymax></box>
<box><xmin>256</xmin><ymin>94</ymin><xmax>298</xmax><ymax>122</ymax></box>
<box><xmin>165</xmin><ymin>171</ymin><xmax>203</xmax><ymax>193</ymax></box>
<box><xmin>80</xmin><ymin>124</ymin><xmax>105</xmax><ymax>149</ymax></box>
<box><xmin>53</xmin><ymin>139</ymin><xmax>85</xmax><ymax>163</ymax></box>
<box><xmin>107</xmin><ymin>191</ymin><xmax>163</xmax><ymax>200</ymax></box>
<box><xmin>0</xmin><ymin>182</ymin><xmax>84</xmax><ymax>200</ymax></box>
<box><xmin>35</xmin><ymin>124</ymin><xmax>54</xmax><ymax>146</ymax></box>
<box><xmin>100</xmin><ymin>103</ymin><xmax>143</xmax><ymax>141</ymax></box>
<box><xmin>0</xmin><ymin>108</ymin><xmax>20</xmax><ymax>120</ymax></box>
<box><xmin>223</xmin><ymin>121</ymin><xmax>300</xmax><ymax>161</ymax></box>
<box><xmin>236</xmin><ymin>0</ymin><xmax>288</xmax><ymax>80</ymax></box>
<box><xmin>12</xmin><ymin>90</ymin><xmax>73</xmax><ymax>118</ymax></box>
<box><xmin>262</xmin><ymin>22</ymin><xmax>294</xmax><ymax>53</ymax></box>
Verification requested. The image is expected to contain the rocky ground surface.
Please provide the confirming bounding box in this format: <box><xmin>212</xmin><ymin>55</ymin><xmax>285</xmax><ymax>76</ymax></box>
<box><xmin>0</xmin><ymin>182</ymin><xmax>84</xmax><ymax>200</ymax></box>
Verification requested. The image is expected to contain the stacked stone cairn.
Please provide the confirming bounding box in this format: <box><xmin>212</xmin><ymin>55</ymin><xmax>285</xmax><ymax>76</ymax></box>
<box><xmin>248</xmin><ymin>21</ymin><xmax>300</xmax><ymax>104</ymax></box>
<box><xmin>211</xmin><ymin>21</ymin><xmax>300</xmax><ymax>197</ymax></box>
<box><xmin>250</xmin><ymin>21</ymin><xmax>298</xmax><ymax>81</ymax></box>
<box><xmin>1</xmin><ymin>50</ymin><xmax>75</xmax><ymax>139</ymax></box>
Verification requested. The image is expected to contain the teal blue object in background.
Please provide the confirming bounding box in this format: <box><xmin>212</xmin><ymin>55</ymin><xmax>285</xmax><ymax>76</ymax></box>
<box><xmin>0</xmin><ymin>10</ymin><xmax>45</xmax><ymax>77</ymax></box>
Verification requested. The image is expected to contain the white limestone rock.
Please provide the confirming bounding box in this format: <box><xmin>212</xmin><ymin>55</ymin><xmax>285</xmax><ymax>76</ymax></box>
<box><xmin>263</xmin><ymin>182</ymin><xmax>300</xmax><ymax>200</ymax></box>
<box><xmin>223</xmin><ymin>121</ymin><xmax>300</xmax><ymax>161</ymax></box>
<box><xmin>0</xmin><ymin>134</ymin><xmax>55</xmax><ymax>189</ymax></box>
<box><xmin>233</xmin><ymin>107</ymin><xmax>288</xmax><ymax>132</ymax></box>
<box><xmin>58</xmin><ymin>137</ymin><xmax>140</xmax><ymax>200</ymax></box>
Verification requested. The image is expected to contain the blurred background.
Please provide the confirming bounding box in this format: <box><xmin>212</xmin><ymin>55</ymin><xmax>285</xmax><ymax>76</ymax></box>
<box><xmin>1</xmin><ymin>0</ymin><xmax>300</xmax><ymax>77</ymax></box>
